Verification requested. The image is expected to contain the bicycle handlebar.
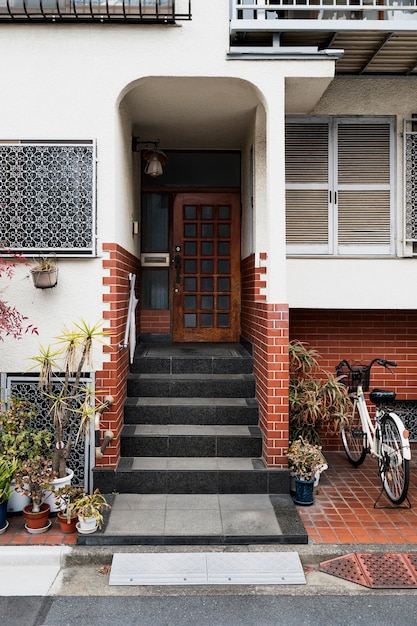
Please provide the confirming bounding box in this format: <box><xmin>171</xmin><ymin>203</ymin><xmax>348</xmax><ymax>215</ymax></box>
<box><xmin>336</xmin><ymin>358</ymin><xmax>397</xmax><ymax>372</ymax></box>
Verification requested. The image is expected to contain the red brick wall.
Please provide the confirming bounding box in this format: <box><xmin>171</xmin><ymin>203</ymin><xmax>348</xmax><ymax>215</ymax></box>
<box><xmin>241</xmin><ymin>254</ymin><xmax>289</xmax><ymax>467</ymax></box>
<box><xmin>96</xmin><ymin>243</ymin><xmax>140</xmax><ymax>469</ymax></box>
<box><xmin>140</xmin><ymin>310</ymin><xmax>171</xmax><ymax>334</ymax></box>
<box><xmin>290</xmin><ymin>309</ymin><xmax>417</xmax><ymax>450</ymax></box>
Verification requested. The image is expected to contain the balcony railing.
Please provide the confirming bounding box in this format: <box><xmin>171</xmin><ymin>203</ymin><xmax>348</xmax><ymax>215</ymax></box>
<box><xmin>0</xmin><ymin>0</ymin><xmax>191</xmax><ymax>23</ymax></box>
<box><xmin>230</xmin><ymin>0</ymin><xmax>417</xmax><ymax>26</ymax></box>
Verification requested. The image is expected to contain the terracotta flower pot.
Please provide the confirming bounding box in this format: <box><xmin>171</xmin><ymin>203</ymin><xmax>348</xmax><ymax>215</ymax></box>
<box><xmin>57</xmin><ymin>512</ymin><xmax>78</xmax><ymax>534</ymax></box>
<box><xmin>23</xmin><ymin>502</ymin><xmax>50</xmax><ymax>530</ymax></box>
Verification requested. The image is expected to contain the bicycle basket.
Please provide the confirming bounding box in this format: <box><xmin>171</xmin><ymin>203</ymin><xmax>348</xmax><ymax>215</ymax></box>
<box><xmin>336</xmin><ymin>363</ymin><xmax>371</xmax><ymax>393</ymax></box>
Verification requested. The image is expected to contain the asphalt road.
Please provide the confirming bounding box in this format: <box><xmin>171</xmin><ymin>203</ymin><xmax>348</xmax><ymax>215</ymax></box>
<box><xmin>3</xmin><ymin>594</ymin><xmax>417</xmax><ymax>626</ymax></box>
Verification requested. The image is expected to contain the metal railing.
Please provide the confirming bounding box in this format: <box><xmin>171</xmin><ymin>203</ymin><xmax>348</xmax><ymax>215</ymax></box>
<box><xmin>0</xmin><ymin>0</ymin><xmax>191</xmax><ymax>23</ymax></box>
<box><xmin>230</xmin><ymin>0</ymin><xmax>417</xmax><ymax>23</ymax></box>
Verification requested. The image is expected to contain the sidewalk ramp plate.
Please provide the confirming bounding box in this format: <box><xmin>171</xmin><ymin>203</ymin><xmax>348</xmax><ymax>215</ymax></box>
<box><xmin>109</xmin><ymin>552</ymin><xmax>306</xmax><ymax>586</ymax></box>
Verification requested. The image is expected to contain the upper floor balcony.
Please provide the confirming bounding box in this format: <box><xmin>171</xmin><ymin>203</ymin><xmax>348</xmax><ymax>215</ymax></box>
<box><xmin>0</xmin><ymin>0</ymin><xmax>191</xmax><ymax>23</ymax></box>
<box><xmin>230</xmin><ymin>0</ymin><xmax>417</xmax><ymax>74</ymax></box>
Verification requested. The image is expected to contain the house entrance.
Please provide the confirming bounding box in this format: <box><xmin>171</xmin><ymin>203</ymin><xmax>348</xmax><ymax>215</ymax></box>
<box><xmin>172</xmin><ymin>192</ymin><xmax>241</xmax><ymax>342</ymax></box>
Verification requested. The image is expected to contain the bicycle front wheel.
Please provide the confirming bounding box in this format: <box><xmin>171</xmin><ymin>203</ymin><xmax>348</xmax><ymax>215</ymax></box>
<box><xmin>341</xmin><ymin>403</ymin><xmax>367</xmax><ymax>466</ymax></box>
<box><xmin>379</xmin><ymin>414</ymin><xmax>410</xmax><ymax>505</ymax></box>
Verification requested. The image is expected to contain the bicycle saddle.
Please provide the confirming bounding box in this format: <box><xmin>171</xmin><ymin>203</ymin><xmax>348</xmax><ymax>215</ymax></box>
<box><xmin>369</xmin><ymin>388</ymin><xmax>396</xmax><ymax>404</ymax></box>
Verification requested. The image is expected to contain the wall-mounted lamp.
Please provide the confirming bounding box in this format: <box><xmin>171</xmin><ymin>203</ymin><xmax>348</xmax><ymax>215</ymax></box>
<box><xmin>132</xmin><ymin>138</ymin><xmax>168</xmax><ymax>177</ymax></box>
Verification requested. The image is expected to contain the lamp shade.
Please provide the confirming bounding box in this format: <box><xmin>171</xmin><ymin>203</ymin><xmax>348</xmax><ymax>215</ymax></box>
<box><xmin>144</xmin><ymin>153</ymin><xmax>163</xmax><ymax>177</ymax></box>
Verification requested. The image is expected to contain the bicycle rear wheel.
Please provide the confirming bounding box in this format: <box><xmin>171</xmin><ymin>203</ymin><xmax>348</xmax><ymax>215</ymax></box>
<box><xmin>341</xmin><ymin>403</ymin><xmax>367</xmax><ymax>466</ymax></box>
<box><xmin>378</xmin><ymin>414</ymin><xmax>410</xmax><ymax>505</ymax></box>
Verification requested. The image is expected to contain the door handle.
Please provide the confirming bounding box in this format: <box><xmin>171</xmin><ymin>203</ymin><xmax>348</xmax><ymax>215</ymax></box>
<box><xmin>174</xmin><ymin>254</ymin><xmax>181</xmax><ymax>284</ymax></box>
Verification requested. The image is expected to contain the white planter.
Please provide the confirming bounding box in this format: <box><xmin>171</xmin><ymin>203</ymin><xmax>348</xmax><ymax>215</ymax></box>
<box><xmin>7</xmin><ymin>481</ymin><xmax>30</xmax><ymax>513</ymax></box>
<box><xmin>42</xmin><ymin>468</ymin><xmax>74</xmax><ymax>513</ymax></box>
<box><xmin>77</xmin><ymin>515</ymin><xmax>98</xmax><ymax>534</ymax></box>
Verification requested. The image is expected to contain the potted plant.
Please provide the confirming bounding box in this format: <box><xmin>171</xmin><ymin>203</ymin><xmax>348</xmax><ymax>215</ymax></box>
<box><xmin>0</xmin><ymin>397</ymin><xmax>53</xmax><ymax>513</ymax></box>
<box><xmin>14</xmin><ymin>456</ymin><xmax>56</xmax><ymax>533</ymax></box>
<box><xmin>0</xmin><ymin>458</ymin><xmax>18</xmax><ymax>532</ymax></box>
<box><xmin>289</xmin><ymin>340</ymin><xmax>351</xmax><ymax>445</ymax></box>
<box><xmin>287</xmin><ymin>438</ymin><xmax>327</xmax><ymax>506</ymax></box>
<box><xmin>73</xmin><ymin>489</ymin><xmax>110</xmax><ymax>534</ymax></box>
<box><xmin>30</xmin><ymin>320</ymin><xmax>110</xmax><ymax>481</ymax></box>
<box><xmin>30</xmin><ymin>256</ymin><xmax>58</xmax><ymax>289</ymax></box>
<box><xmin>53</xmin><ymin>484</ymin><xmax>86</xmax><ymax>534</ymax></box>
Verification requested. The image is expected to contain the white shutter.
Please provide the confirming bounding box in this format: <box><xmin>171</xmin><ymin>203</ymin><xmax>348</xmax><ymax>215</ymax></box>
<box><xmin>285</xmin><ymin>118</ymin><xmax>393</xmax><ymax>256</ymax></box>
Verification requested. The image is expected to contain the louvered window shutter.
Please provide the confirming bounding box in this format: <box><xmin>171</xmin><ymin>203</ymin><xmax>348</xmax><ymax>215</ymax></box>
<box><xmin>285</xmin><ymin>122</ymin><xmax>330</xmax><ymax>254</ymax></box>
<box><xmin>285</xmin><ymin>119</ymin><xmax>393</xmax><ymax>255</ymax></box>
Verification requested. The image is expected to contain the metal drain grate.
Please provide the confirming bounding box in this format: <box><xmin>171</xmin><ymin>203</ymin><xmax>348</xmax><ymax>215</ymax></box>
<box><xmin>320</xmin><ymin>553</ymin><xmax>417</xmax><ymax>589</ymax></box>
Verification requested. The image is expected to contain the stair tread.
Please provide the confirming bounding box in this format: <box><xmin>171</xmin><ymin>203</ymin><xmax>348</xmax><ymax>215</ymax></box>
<box><xmin>125</xmin><ymin>397</ymin><xmax>257</xmax><ymax>406</ymax></box>
<box><xmin>125</xmin><ymin>425</ymin><xmax>260</xmax><ymax>436</ymax></box>
<box><xmin>131</xmin><ymin>373</ymin><xmax>254</xmax><ymax>380</ymax></box>
<box><xmin>128</xmin><ymin>457</ymin><xmax>269</xmax><ymax>471</ymax></box>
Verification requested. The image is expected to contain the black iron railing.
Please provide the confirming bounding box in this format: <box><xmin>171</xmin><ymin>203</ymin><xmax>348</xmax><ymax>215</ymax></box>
<box><xmin>0</xmin><ymin>0</ymin><xmax>191</xmax><ymax>23</ymax></box>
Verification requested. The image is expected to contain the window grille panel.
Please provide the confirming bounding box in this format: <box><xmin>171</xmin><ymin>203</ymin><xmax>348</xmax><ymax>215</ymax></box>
<box><xmin>404</xmin><ymin>121</ymin><xmax>417</xmax><ymax>242</ymax></box>
<box><xmin>0</xmin><ymin>142</ymin><xmax>95</xmax><ymax>255</ymax></box>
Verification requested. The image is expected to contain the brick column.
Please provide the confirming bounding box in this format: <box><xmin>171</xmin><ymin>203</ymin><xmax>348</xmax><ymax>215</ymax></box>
<box><xmin>241</xmin><ymin>253</ymin><xmax>289</xmax><ymax>468</ymax></box>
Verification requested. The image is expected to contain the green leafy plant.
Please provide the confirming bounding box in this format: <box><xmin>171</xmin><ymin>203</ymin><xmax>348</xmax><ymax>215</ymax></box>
<box><xmin>30</xmin><ymin>320</ymin><xmax>110</xmax><ymax>478</ymax></box>
<box><xmin>0</xmin><ymin>397</ymin><xmax>53</xmax><ymax>472</ymax></box>
<box><xmin>14</xmin><ymin>456</ymin><xmax>56</xmax><ymax>512</ymax></box>
<box><xmin>287</xmin><ymin>438</ymin><xmax>327</xmax><ymax>481</ymax></box>
<box><xmin>289</xmin><ymin>340</ymin><xmax>351</xmax><ymax>445</ymax></box>
<box><xmin>73</xmin><ymin>489</ymin><xmax>110</xmax><ymax>529</ymax></box>
<box><xmin>0</xmin><ymin>458</ymin><xmax>18</xmax><ymax>504</ymax></box>
<box><xmin>53</xmin><ymin>484</ymin><xmax>86</xmax><ymax>519</ymax></box>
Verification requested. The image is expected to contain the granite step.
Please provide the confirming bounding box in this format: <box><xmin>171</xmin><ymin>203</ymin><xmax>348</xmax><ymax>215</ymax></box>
<box><xmin>120</xmin><ymin>424</ymin><xmax>263</xmax><ymax>457</ymax></box>
<box><xmin>127</xmin><ymin>373</ymin><xmax>256</xmax><ymax>398</ymax></box>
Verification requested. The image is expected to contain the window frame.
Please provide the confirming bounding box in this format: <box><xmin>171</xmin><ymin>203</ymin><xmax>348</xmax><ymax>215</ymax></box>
<box><xmin>285</xmin><ymin>116</ymin><xmax>396</xmax><ymax>257</ymax></box>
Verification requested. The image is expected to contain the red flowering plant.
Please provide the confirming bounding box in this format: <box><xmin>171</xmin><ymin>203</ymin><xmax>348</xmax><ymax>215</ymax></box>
<box><xmin>0</xmin><ymin>248</ymin><xmax>38</xmax><ymax>340</ymax></box>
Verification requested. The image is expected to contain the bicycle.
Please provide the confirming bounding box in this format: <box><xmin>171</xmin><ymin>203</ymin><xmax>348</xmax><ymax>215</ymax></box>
<box><xmin>336</xmin><ymin>358</ymin><xmax>411</xmax><ymax>505</ymax></box>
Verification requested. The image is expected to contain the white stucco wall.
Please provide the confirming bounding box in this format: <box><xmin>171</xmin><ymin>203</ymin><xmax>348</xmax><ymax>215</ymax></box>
<box><xmin>0</xmin><ymin>0</ymin><xmax>338</xmax><ymax>372</ymax></box>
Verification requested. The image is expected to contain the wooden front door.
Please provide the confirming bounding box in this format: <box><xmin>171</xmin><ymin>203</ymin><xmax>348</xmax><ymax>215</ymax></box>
<box><xmin>172</xmin><ymin>192</ymin><xmax>241</xmax><ymax>342</ymax></box>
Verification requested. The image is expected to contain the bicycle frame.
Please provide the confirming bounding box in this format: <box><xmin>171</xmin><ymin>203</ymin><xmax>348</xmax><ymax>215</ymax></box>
<box><xmin>354</xmin><ymin>385</ymin><xmax>411</xmax><ymax>461</ymax></box>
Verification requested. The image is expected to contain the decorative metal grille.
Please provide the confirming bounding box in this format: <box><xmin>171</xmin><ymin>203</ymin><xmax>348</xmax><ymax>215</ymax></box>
<box><xmin>0</xmin><ymin>142</ymin><xmax>95</xmax><ymax>255</ymax></box>
<box><xmin>7</xmin><ymin>376</ymin><xmax>92</xmax><ymax>488</ymax></box>
<box><xmin>404</xmin><ymin>120</ymin><xmax>417</xmax><ymax>242</ymax></box>
<box><xmin>377</xmin><ymin>400</ymin><xmax>417</xmax><ymax>442</ymax></box>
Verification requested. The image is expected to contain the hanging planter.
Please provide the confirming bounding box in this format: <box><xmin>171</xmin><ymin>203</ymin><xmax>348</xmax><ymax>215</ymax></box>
<box><xmin>30</xmin><ymin>257</ymin><xmax>58</xmax><ymax>289</ymax></box>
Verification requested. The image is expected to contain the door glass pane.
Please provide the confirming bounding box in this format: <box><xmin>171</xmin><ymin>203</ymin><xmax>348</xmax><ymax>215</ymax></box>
<box><xmin>218</xmin><ymin>224</ymin><xmax>230</xmax><ymax>238</ymax></box>
<box><xmin>218</xmin><ymin>295</ymin><xmax>230</xmax><ymax>310</ymax></box>
<box><xmin>141</xmin><ymin>269</ymin><xmax>169</xmax><ymax>309</ymax></box>
<box><xmin>201</xmin><ymin>295</ymin><xmax>214</xmax><ymax>309</ymax></box>
<box><xmin>185</xmin><ymin>295</ymin><xmax>196</xmax><ymax>309</ymax></box>
<box><xmin>218</xmin><ymin>205</ymin><xmax>230</xmax><ymax>220</ymax></box>
<box><xmin>184</xmin><ymin>224</ymin><xmax>197</xmax><ymax>237</ymax></box>
<box><xmin>141</xmin><ymin>193</ymin><xmax>169</xmax><ymax>252</ymax></box>
<box><xmin>201</xmin><ymin>314</ymin><xmax>213</xmax><ymax>327</ymax></box>
<box><xmin>218</xmin><ymin>242</ymin><xmax>229</xmax><ymax>255</ymax></box>
<box><xmin>184</xmin><ymin>259</ymin><xmax>197</xmax><ymax>273</ymax></box>
<box><xmin>201</xmin><ymin>224</ymin><xmax>213</xmax><ymax>237</ymax></box>
<box><xmin>184</xmin><ymin>277</ymin><xmax>197</xmax><ymax>291</ymax></box>
<box><xmin>202</xmin><ymin>241</ymin><xmax>213</xmax><ymax>255</ymax></box>
<box><xmin>218</xmin><ymin>260</ymin><xmax>230</xmax><ymax>274</ymax></box>
<box><xmin>184</xmin><ymin>314</ymin><xmax>196</xmax><ymax>327</ymax></box>
<box><xmin>218</xmin><ymin>277</ymin><xmax>230</xmax><ymax>292</ymax></box>
<box><xmin>202</xmin><ymin>205</ymin><xmax>213</xmax><ymax>219</ymax></box>
<box><xmin>185</xmin><ymin>241</ymin><xmax>197</xmax><ymax>255</ymax></box>
<box><xmin>217</xmin><ymin>313</ymin><xmax>230</xmax><ymax>327</ymax></box>
<box><xmin>201</xmin><ymin>277</ymin><xmax>214</xmax><ymax>291</ymax></box>
<box><xmin>201</xmin><ymin>260</ymin><xmax>214</xmax><ymax>273</ymax></box>
<box><xmin>184</xmin><ymin>205</ymin><xmax>197</xmax><ymax>219</ymax></box>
